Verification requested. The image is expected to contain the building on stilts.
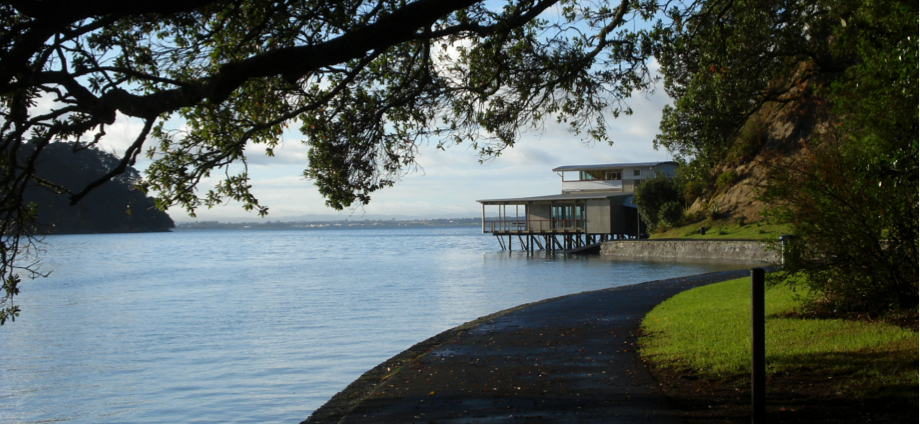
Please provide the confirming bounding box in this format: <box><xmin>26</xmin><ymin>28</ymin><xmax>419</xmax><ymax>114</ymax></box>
<box><xmin>477</xmin><ymin>162</ymin><xmax>678</xmax><ymax>252</ymax></box>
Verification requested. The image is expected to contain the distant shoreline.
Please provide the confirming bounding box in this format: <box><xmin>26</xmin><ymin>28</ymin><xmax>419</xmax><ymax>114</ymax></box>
<box><xmin>173</xmin><ymin>217</ymin><xmax>482</xmax><ymax>231</ymax></box>
<box><xmin>37</xmin><ymin>228</ymin><xmax>173</xmax><ymax>236</ymax></box>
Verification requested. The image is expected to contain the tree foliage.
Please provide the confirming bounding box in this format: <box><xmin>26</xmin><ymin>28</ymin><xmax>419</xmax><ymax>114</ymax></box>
<box><xmin>632</xmin><ymin>172</ymin><xmax>681</xmax><ymax>232</ymax></box>
<box><xmin>656</xmin><ymin>0</ymin><xmax>918</xmax><ymax>314</ymax></box>
<box><xmin>762</xmin><ymin>132</ymin><xmax>918</xmax><ymax>314</ymax></box>
<box><xmin>657</xmin><ymin>200</ymin><xmax>682</xmax><ymax>228</ymax></box>
<box><xmin>761</xmin><ymin>0</ymin><xmax>918</xmax><ymax>314</ymax></box>
<box><xmin>1</xmin><ymin>0</ymin><xmax>671</xmax><ymax>323</ymax></box>
<box><xmin>652</xmin><ymin>0</ymin><xmax>844</xmax><ymax>165</ymax></box>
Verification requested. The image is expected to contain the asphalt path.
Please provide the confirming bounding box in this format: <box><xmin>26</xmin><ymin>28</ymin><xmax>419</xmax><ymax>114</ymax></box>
<box><xmin>305</xmin><ymin>268</ymin><xmax>759</xmax><ymax>424</ymax></box>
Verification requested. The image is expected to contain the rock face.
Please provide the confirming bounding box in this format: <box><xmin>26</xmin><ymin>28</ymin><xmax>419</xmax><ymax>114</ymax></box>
<box><xmin>600</xmin><ymin>240</ymin><xmax>779</xmax><ymax>264</ymax></box>
<box><xmin>686</xmin><ymin>87</ymin><xmax>829</xmax><ymax>222</ymax></box>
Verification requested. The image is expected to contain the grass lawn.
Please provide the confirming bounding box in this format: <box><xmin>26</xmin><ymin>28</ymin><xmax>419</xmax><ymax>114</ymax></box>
<box><xmin>650</xmin><ymin>219</ymin><xmax>791</xmax><ymax>240</ymax></box>
<box><xmin>639</xmin><ymin>276</ymin><xmax>918</xmax><ymax>422</ymax></box>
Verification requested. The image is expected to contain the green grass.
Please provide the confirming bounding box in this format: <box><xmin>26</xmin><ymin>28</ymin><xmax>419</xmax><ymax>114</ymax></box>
<box><xmin>650</xmin><ymin>219</ymin><xmax>791</xmax><ymax>240</ymax></box>
<box><xmin>639</xmin><ymin>277</ymin><xmax>918</xmax><ymax>394</ymax></box>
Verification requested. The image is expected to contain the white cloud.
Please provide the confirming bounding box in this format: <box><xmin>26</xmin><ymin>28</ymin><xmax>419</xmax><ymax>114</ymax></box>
<box><xmin>93</xmin><ymin>114</ymin><xmax>149</xmax><ymax>156</ymax></box>
<box><xmin>245</xmin><ymin>139</ymin><xmax>312</xmax><ymax>166</ymax></box>
<box><xmin>165</xmin><ymin>65</ymin><xmax>674</xmax><ymax>222</ymax></box>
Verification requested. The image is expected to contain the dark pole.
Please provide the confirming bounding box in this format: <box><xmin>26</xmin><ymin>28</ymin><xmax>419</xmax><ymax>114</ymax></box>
<box><xmin>636</xmin><ymin>209</ymin><xmax>640</xmax><ymax>239</ymax></box>
<box><xmin>751</xmin><ymin>268</ymin><xmax>766</xmax><ymax>423</ymax></box>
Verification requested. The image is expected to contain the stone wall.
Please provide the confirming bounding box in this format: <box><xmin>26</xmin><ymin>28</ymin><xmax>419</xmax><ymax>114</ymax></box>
<box><xmin>600</xmin><ymin>239</ymin><xmax>780</xmax><ymax>264</ymax></box>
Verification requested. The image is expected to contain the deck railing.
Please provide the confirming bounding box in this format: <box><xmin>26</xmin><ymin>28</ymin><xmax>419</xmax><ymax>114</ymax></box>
<box><xmin>560</xmin><ymin>179</ymin><xmax>623</xmax><ymax>192</ymax></box>
<box><xmin>484</xmin><ymin>219</ymin><xmax>586</xmax><ymax>233</ymax></box>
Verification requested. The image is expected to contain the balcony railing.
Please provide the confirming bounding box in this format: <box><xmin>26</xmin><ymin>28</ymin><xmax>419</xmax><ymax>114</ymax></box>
<box><xmin>561</xmin><ymin>179</ymin><xmax>623</xmax><ymax>192</ymax></box>
<box><xmin>484</xmin><ymin>219</ymin><xmax>586</xmax><ymax>233</ymax></box>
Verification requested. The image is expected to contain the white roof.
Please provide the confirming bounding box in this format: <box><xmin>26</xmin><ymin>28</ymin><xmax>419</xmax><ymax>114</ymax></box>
<box><xmin>478</xmin><ymin>191</ymin><xmax>630</xmax><ymax>205</ymax></box>
<box><xmin>551</xmin><ymin>161</ymin><xmax>677</xmax><ymax>172</ymax></box>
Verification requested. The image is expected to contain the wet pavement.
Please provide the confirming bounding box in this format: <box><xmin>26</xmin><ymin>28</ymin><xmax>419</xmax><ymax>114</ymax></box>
<box><xmin>305</xmin><ymin>269</ymin><xmax>756</xmax><ymax>423</ymax></box>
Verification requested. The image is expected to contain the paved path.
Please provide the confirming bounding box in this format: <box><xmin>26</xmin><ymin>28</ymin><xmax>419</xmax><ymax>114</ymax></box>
<box><xmin>305</xmin><ymin>269</ymin><xmax>756</xmax><ymax>423</ymax></box>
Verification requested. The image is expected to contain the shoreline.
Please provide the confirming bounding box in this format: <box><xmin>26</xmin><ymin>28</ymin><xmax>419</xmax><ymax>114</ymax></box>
<box><xmin>303</xmin><ymin>268</ymin><xmax>762</xmax><ymax>423</ymax></box>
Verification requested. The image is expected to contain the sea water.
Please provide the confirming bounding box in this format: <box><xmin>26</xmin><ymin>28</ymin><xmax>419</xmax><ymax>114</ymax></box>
<box><xmin>0</xmin><ymin>226</ymin><xmax>752</xmax><ymax>423</ymax></box>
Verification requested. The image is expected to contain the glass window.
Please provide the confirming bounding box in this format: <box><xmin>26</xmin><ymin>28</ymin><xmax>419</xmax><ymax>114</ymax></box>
<box><xmin>633</xmin><ymin>169</ymin><xmax>641</xmax><ymax>176</ymax></box>
<box><xmin>580</xmin><ymin>170</ymin><xmax>621</xmax><ymax>180</ymax></box>
<box><xmin>580</xmin><ymin>170</ymin><xmax>603</xmax><ymax>180</ymax></box>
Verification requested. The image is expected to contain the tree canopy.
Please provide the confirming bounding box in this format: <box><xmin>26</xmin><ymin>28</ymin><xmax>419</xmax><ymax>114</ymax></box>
<box><xmin>654</xmin><ymin>0</ymin><xmax>918</xmax><ymax>314</ymax></box>
<box><xmin>1</xmin><ymin>0</ymin><xmax>667</xmax><ymax>323</ymax></box>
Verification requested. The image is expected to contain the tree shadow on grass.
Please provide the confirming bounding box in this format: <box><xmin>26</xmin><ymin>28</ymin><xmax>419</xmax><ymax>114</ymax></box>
<box><xmin>647</xmin><ymin>348</ymin><xmax>918</xmax><ymax>423</ymax></box>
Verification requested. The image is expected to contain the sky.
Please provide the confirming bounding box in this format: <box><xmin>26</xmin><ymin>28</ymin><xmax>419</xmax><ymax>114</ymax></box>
<box><xmin>28</xmin><ymin>2</ymin><xmax>676</xmax><ymax>223</ymax></box>
<box><xmin>88</xmin><ymin>81</ymin><xmax>673</xmax><ymax>222</ymax></box>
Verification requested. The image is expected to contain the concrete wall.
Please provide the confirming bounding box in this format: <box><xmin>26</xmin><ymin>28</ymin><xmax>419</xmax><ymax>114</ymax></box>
<box><xmin>527</xmin><ymin>203</ymin><xmax>551</xmax><ymax>232</ymax></box>
<box><xmin>600</xmin><ymin>240</ymin><xmax>779</xmax><ymax>263</ymax></box>
<box><xmin>622</xmin><ymin>179</ymin><xmax>635</xmax><ymax>192</ymax></box>
<box><xmin>585</xmin><ymin>200</ymin><xmax>611</xmax><ymax>233</ymax></box>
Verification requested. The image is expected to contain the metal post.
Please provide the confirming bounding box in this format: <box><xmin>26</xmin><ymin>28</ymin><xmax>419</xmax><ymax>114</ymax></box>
<box><xmin>778</xmin><ymin>234</ymin><xmax>795</xmax><ymax>266</ymax></box>
<box><xmin>751</xmin><ymin>268</ymin><xmax>765</xmax><ymax>423</ymax></box>
<box><xmin>636</xmin><ymin>210</ymin><xmax>640</xmax><ymax>239</ymax></box>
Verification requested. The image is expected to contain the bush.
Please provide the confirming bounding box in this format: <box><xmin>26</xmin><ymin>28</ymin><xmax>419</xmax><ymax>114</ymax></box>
<box><xmin>705</xmin><ymin>201</ymin><xmax>720</xmax><ymax>220</ymax></box>
<box><xmin>728</xmin><ymin>113</ymin><xmax>768</xmax><ymax>164</ymax></box>
<box><xmin>658</xmin><ymin>201</ymin><xmax>684</xmax><ymax>229</ymax></box>
<box><xmin>762</xmin><ymin>133</ymin><xmax>918</xmax><ymax>314</ymax></box>
<box><xmin>715</xmin><ymin>170</ymin><xmax>738</xmax><ymax>191</ymax></box>
<box><xmin>633</xmin><ymin>172</ymin><xmax>682</xmax><ymax>231</ymax></box>
<box><xmin>682</xmin><ymin>180</ymin><xmax>706</xmax><ymax>203</ymax></box>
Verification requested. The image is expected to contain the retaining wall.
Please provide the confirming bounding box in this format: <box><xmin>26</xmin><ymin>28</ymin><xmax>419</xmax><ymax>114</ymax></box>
<box><xmin>600</xmin><ymin>239</ymin><xmax>779</xmax><ymax>263</ymax></box>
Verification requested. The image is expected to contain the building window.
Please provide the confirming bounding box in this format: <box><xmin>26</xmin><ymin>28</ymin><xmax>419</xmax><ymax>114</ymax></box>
<box><xmin>580</xmin><ymin>170</ymin><xmax>621</xmax><ymax>181</ymax></box>
<box><xmin>633</xmin><ymin>169</ymin><xmax>641</xmax><ymax>177</ymax></box>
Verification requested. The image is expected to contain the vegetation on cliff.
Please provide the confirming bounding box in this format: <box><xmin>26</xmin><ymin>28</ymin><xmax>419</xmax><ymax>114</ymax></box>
<box><xmin>650</xmin><ymin>0</ymin><xmax>918</xmax><ymax>316</ymax></box>
<box><xmin>23</xmin><ymin>142</ymin><xmax>174</xmax><ymax>235</ymax></box>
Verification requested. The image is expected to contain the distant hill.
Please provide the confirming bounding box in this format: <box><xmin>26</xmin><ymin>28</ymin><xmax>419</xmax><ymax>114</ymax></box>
<box><xmin>23</xmin><ymin>142</ymin><xmax>174</xmax><ymax>234</ymax></box>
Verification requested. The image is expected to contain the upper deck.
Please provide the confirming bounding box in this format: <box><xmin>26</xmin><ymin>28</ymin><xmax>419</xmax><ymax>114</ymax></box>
<box><xmin>552</xmin><ymin>161</ymin><xmax>678</xmax><ymax>193</ymax></box>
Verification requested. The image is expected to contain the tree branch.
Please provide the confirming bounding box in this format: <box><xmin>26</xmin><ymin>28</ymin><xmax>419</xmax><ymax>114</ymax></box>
<box><xmin>70</xmin><ymin>118</ymin><xmax>155</xmax><ymax>204</ymax></box>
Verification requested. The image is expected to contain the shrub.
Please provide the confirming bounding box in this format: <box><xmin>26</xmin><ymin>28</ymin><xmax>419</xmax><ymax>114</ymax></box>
<box><xmin>682</xmin><ymin>180</ymin><xmax>706</xmax><ymax>203</ymax></box>
<box><xmin>633</xmin><ymin>172</ymin><xmax>682</xmax><ymax>231</ymax></box>
<box><xmin>705</xmin><ymin>201</ymin><xmax>720</xmax><ymax>220</ymax></box>
<box><xmin>729</xmin><ymin>113</ymin><xmax>768</xmax><ymax>164</ymax></box>
<box><xmin>658</xmin><ymin>201</ymin><xmax>684</xmax><ymax>229</ymax></box>
<box><xmin>762</xmin><ymin>133</ymin><xmax>918</xmax><ymax>314</ymax></box>
<box><xmin>715</xmin><ymin>170</ymin><xmax>738</xmax><ymax>191</ymax></box>
<box><xmin>674</xmin><ymin>161</ymin><xmax>709</xmax><ymax>203</ymax></box>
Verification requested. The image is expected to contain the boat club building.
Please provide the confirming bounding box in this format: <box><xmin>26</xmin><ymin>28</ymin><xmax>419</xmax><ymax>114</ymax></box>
<box><xmin>478</xmin><ymin>161</ymin><xmax>677</xmax><ymax>252</ymax></box>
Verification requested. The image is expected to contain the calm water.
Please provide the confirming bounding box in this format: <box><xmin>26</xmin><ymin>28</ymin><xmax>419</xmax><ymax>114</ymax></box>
<box><xmin>1</xmin><ymin>227</ymin><xmax>751</xmax><ymax>423</ymax></box>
